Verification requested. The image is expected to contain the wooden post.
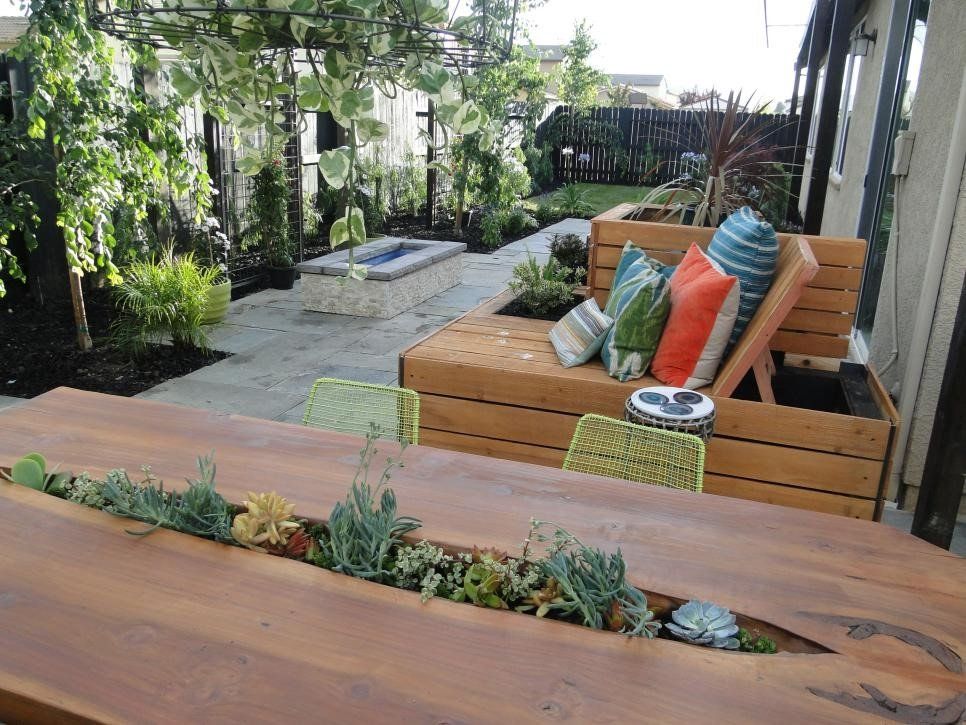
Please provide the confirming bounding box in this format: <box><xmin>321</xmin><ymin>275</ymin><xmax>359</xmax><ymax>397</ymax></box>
<box><xmin>912</xmin><ymin>271</ymin><xmax>966</xmax><ymax>549</ymax></box>
<box><xmin>425</xmin><ymin>99</ymin><xmax>436</xmax><ymax>229</ymax></box>
<box><xmin>68</xmin><ymin>269</ymin><xmax>92</xmax><ymax>351</ymax></box>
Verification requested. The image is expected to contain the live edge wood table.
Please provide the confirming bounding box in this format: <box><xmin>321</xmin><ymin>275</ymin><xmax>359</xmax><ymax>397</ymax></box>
<box><xmin>0</xmin><ymin>389</ymin><xmax>963</xmax><ymax>724</ymax></box>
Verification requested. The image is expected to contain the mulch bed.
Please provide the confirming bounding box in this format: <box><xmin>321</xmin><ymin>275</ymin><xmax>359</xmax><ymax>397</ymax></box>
<box><xmin>496</xmin><ymin>297</ymin><xmax>574</xmax><ymax>322</ymax></box>
<box><xmin>1</xmin><ymin>288</ymin><xmax>228</xmax><ymax>400</ymax></box>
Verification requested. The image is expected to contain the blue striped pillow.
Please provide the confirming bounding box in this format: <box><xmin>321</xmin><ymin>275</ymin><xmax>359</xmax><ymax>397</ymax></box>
<box><xmin>706</xmin><ymin>207</ymin><xmax>778</xmax><ymax>345</ymax></box>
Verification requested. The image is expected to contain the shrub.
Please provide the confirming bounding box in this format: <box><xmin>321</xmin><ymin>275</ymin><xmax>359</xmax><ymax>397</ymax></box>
<box><xmin>502</xmin><ymin>206</ymin><xmax>538</xmax><ymax>236</ymax></box>
<box><xmin>533</xmin><ymin>200</ymin><xmax>560</xmax><ymax>226</ymax></box>
<box><xmin>508</xmin><ymin>254</ymin><xmax>577</xmax><ymax>315</ymax></box>
<box><xmin>552</xmin><ymin>183</ymin><xmax>595</xmax><ymax>218</ymax></box>
<box><xmin>524</xmin><ymin>144</ymin><xmax>554</xmax><ymax>192</ymax></box>
<box><xmin>481</xmin><ymin>208</ymin><xmax>503</xmax><ymax>248</ymax></box>
<box><xmin>548</xmin><ymin>233</ymin><xmax>588</xmax><ymax>285</ymax></box>
<box><xmin>112</xmin><ymin>248</ymin><xmax>219</xmax><ymax>355</ymax></box>
<box><xmin>251</xmin><ymin>157</ymin><xmax>292</xmax><ymax>267</ymax></box>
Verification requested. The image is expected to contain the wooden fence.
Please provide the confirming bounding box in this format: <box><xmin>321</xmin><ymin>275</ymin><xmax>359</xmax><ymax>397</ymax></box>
<box><xmin>535</xmin><ymin>105</ymin><xmax>801</xmax><ymax>187</ymax></box>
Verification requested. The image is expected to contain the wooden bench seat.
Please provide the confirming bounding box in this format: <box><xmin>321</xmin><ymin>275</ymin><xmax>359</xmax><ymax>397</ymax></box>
<box><xmin>401</xmin><ymin>209</ymin><xmax>899</xmax><ymax>520</ymax></box>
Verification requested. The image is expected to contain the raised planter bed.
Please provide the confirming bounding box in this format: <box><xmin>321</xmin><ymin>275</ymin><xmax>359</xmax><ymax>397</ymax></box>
<box><xmin>400</xmin><ymin>209</ymin><xmax>899</xmax><ymax>520</ymax></box>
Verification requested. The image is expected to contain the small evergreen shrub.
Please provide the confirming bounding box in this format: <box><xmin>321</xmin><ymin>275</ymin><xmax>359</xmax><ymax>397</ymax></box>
<box><xmin>548</xmin><ymin>233</ymin><xmax>588</xmax><ymax>285</ymax></box>
<box><xmin>508</xmin><ymin>254</ymin><xmax>577</xmax><ymax>315</ymax></box>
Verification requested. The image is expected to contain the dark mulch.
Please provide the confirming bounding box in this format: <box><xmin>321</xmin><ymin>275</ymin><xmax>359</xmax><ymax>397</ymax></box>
<box><xmin>1</xmin><ymin>289</ymin><xmax>228</xmax><ymax>400</ymax></box>
<box><xmin>496</xmin><ymin>297</ymin><xmax>575</xmax><ymax>323</ymax></box>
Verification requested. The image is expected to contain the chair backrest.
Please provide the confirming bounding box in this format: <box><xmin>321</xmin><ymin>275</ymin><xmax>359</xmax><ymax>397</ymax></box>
<box><xmin>711</xmin><ymin>236</ymin><xmax>819</xmax><ymax>397</ymax></box>
<box><xmin>563</xmin><ymin>414</ymin><xmax>705</xmax><ymax>493</ymax></box>
<box><xmin>302</xmin><ymin>378</ymin><xmax>420</xmax><ymax>444</ymax></box>
<box><xmin>588</xmin><ymin>206</ymin><xmax>866</xmax><ymax>360</ymax></box>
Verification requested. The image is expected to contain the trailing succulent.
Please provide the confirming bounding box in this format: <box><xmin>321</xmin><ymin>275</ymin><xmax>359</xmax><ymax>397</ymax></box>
<box><xmin>665</xmin><ymin>600</ymin><xmax>740</xmax><ymax>649</ymax></box>
<box><xmin>315</xmin><ymin>434</ymin><xmax>420</xmax><ymax>583</ymax></box>
<box><xmin>523</xmin><ymin>521</ymin><xmax>660</xmax><ymax>638</ymax></box>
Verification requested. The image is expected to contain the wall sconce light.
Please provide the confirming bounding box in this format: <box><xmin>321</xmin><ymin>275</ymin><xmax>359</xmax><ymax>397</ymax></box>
<box><xmin>852</xmin><ymin>28</ymin><xmax>877</xmax><ymax>56</ymax></box>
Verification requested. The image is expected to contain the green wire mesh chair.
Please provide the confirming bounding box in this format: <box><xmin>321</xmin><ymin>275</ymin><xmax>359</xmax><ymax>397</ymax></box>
<box><xmin>301</xmin><ymin>378</ymin><xmax>420</xmax><ymax>444</ymax></box>
<box><xmin>563</xmin><ymin>414</ymin><xmax>705</xmax><ymax>493</ymax></box>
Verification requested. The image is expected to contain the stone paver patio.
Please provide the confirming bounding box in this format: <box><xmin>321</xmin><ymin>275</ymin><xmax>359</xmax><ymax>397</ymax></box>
<box><xmin>136</xmin><ymin>218</ymin><xmax>591</xmax><ymax>424</ymax></box>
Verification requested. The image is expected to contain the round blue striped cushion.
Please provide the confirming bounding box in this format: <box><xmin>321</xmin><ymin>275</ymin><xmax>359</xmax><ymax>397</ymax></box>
<box><xmin>705</xmin><ymin>207</ymin><xmax>778</xmax><ymax>346</ymax></box>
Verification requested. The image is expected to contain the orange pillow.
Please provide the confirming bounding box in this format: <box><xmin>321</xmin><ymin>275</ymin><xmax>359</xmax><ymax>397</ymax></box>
<box><xmin>651</xmin><ymin>244</ymin><xmax>739</xmax><ymax>389</ymax></box>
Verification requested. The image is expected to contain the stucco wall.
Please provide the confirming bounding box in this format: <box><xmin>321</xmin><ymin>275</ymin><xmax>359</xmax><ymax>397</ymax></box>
<box><xmin>865</xmin><ymin>0</ymin><xmax>966</xmax><ymax>510</ymax></box>
<box><xmin>818</xmin><ymin>0</ymin><xmax>894</xmax><ymax>237</ymax></box>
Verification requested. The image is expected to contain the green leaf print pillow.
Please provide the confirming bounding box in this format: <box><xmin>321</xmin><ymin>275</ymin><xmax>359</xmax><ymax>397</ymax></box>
<box><xmin>600</xmin><ymin>257</ymin><xmax>671</xmax><ymax>382</ymax></box>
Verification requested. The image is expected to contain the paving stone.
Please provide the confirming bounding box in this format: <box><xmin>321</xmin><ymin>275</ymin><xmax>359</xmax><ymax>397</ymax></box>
<box><xmin>352</xmin><ymin>329</ymin><xmax>424</xmax><ymax>357</ymax></box>
<box><xmin>0</xmin><ymin>395</ymin><xmax>25</xmax><ymax>410</ymax></box>
<box><xmin>224</xmin><ymin>304</ymin><xmax>360</xmax><ymax>334</ymax></box>
<box><xmin>362</xmin><ymin>310</ymin><xmax>454</xmax><ymax>335</ymax></box>
<box><xmin>273</xmin><ymin>399</ymin><xmax>308</xmax><ymax>424</ymax></box>
<box><xmin>207</xmin><ymin>325</ymin><xmax>285</xmax><ymax>354</ymax></box>
<box><xmin>323</xmin><ymin>351</ymin><xmax>398</xmax><ymax>372</ymax></box>
<box><xmin>136</xmin><ymin>379</ymin><xmax>305</xmax><ymax>420</ymax></box>
<box><xmin>268</xmin><ymin>366</ymin><xmax>396</xmax><ymax>395</ymax></box>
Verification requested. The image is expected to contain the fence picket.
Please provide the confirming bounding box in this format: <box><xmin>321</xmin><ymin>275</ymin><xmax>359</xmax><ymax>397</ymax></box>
<box><xmin>539</xmin><ymin>104</ymin><xmax>800</xmax><ymax>187</ymax></box>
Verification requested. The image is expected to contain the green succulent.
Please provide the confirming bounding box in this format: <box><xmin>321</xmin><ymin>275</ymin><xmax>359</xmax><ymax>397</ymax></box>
<box><xmin>453</xmin><ymin>561</ymin><xmax>509</xmax><ymax>609</ymax></box>
<box><xmin>666</xmin><ymin>600</ymin><xmax>740</xmax><ymax>649</ymax></box>
<box><xmin>738</xmin><ymin>627</ymin><xmax>778</xmax><ymax>654</ymax></box>
<box><xmin>3</xmin><ymin>452</ymin><xmax>69</xmax><ymax>496</ymax></box>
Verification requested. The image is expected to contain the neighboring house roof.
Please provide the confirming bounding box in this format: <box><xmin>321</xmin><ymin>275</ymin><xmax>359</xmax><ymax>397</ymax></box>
<box><xmin>0</xmin><ymin>17</ymin><xmax>28</xmax><ymax>51</ymax></box>
<box><xmin>628</xmin><ymin>92</ymin><xmax>676</xmax><ymax>110</ymax></box>
<box><xmin>610</xmin><ymin>74</ymin><xmax>665</xmax><ymax>87</ymax></box>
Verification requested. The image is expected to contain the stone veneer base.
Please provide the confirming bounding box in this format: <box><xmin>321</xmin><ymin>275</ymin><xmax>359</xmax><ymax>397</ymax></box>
<box><xmin>301</xmin><ymin>253</ymin><xmax>463</xmax><ymax>318</ymax></box>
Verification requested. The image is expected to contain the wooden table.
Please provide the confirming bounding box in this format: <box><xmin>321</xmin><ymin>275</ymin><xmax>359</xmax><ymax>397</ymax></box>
<box><xmin>0</xmin><ymin>388</ymin><xmax>963</xmax><ymax>723</ymax></box>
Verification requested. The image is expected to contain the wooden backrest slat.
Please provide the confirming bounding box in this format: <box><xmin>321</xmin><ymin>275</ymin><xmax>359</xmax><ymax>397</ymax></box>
<box><xmin>712</xmin><ymin>237</ymin><xmax>819</xmax><ymax>396</ymax></box>
<box><xmin>589</xmin><ymin>210</ymin><xmax>866</xmax><ymax>359</ymax></box>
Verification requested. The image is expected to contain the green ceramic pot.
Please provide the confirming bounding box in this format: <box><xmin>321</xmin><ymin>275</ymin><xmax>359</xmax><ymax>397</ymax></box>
<box><xmin>201</xmin><ymin>279</ymin><xmax>232</xmax><ymax>325</ymax></box>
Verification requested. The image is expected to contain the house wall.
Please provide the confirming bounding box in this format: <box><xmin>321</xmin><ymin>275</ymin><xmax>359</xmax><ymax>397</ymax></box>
<box><xmin>868</xmin><ymin>0</ymin><xmax>966</xmax><ymax>512</ymax></box>
<box><xmin>808</xmin><ymin>0</ymin><xmax>966</xmax><ymax>513</ymax></box>
<box><xmin>818</xmin><ymin>0</ymin><xmax>894</xmax><ymax>235</ymax></box>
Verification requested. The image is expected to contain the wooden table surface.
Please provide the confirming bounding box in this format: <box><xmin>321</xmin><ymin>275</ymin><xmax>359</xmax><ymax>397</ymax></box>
<box><xmin>0</xmin><ymin>388</ymin><xmax>963</xmax><ymax>723</ymax></box>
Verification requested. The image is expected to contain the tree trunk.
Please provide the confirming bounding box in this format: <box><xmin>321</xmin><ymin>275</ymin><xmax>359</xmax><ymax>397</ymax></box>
<box><xmin>68</xmin><ymin>269</ymin><xmax>93</xmax><ymax>351</ymax></box>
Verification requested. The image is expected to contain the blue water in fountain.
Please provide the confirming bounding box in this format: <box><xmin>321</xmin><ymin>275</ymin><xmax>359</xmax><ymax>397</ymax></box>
<box><xmin>361</xmin><ymin>248</ymin><xmax>411</xmax><ymax>266</ymax></box>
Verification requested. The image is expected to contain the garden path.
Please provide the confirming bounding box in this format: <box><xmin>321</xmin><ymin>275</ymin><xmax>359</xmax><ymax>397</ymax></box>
<box><xmin>136</xmin><ymin>218</ymin><xmax>590</xmax><ymax>423</ymax></box>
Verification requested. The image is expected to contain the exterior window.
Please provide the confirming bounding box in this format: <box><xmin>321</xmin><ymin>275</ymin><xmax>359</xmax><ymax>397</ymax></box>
<box><xmin>806</xmin><ymin>67</ymin><xmax>825</xmax><ymax>156</ymax></box>
<box><xmin>830</xmin><ymin>22</ymin><xmax>865</xmax><ymax>176</ymax></box>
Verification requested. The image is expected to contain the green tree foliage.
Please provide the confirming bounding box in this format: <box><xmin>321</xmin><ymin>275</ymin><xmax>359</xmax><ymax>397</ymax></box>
<box><xmin>451</xmin><ymin>48</ymin><xmax>548</xmax><ymax>230</ymax></box>
<box><xmin>0</xmin><ymin>0</ymin><xmax>211</xmax><ymax>300</ymax></box>
<box><xmin>558</xmin><ymin>20</ymin><xmax>608</xmax><ymax>111</ymax></box>
<box><xmin>607</xmin><ymin>83</ymin><xmax>633</xmax><ymax>107</ymax></box>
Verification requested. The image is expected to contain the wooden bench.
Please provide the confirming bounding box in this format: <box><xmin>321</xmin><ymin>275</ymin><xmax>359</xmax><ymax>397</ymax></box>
<box><xmin>401</xmin><ymin>209</ymin><xmax>899</xmax><ymax>520</ymax></box>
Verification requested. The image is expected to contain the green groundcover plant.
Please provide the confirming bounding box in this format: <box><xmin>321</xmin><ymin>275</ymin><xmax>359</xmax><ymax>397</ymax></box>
<box><xmin>2</xmin><ymin>435</ymin><xmax>777</xmax><ymax>652</ymax></box>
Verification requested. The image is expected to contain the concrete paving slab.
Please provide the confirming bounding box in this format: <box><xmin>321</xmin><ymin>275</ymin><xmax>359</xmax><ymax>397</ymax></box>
<box><xmin>273</xmin><ymin>399</ymin><xmax>307</xmax><ymax>424</ymax></box>
<box><xmin>136</xmin><ymin>379</ymin><xmax>305</xmax><ymax>420</ymax></box>
<box><xmin>207</xmin><ymin>325</ymin><xmax>285</xmax><ymax>354</ymax></box>
<box><xmin>353</xmin><ymin>329</ymin><xmax>425</xmax><ymax>357</ymax></box>
<box><xmin>224</xmin><ymin>304</ymin><xmax>360</xmax><ymax>335</ymax></box>
<box><xmin>268</xmin><ymin>366</ymin><xmax>396</xmax><ymax>395</ymax></box>
<box><xmin>323</xmin><ymin>351</ymin><xmax>399</xmax><ymax>372</ymax></box>
<box><xmin>0</xmin><ymin>395</ymin><xmax>24</xmax><ymax>410</ymax></box>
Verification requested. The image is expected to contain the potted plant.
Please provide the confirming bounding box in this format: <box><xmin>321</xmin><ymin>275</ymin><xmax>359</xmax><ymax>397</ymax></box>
<box><xmin>253</xmin><ymin>156</ymin><xmax>297</xmax><ymax>289</ymax></box>
<box><xmin>193</xmin><ymin>216</ymin><xmax>233</xmax><ymax>324</ymax></box>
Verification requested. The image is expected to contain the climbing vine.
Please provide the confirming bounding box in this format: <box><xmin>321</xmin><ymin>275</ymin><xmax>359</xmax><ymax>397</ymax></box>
<box><xmin>1</xmin><ymin>0</ymin><xmax>211</xmax><ymax>350</ymax></box>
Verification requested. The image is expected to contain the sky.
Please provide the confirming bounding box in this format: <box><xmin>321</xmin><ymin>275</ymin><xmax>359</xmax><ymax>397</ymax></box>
<box><xmin>1</xmin><ymin>0</ymin><xmax>814</xmax><ymax>102</ymax></box>
<box><xmin>522</xmin><ymin>0</ymin><xmax>814</xmax><ymax>103</ymax></box>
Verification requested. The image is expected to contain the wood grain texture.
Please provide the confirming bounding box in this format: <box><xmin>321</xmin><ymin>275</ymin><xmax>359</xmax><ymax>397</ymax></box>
<box><xmin>0</xmin><ymin>390</ymin><xmax>961</xmax><ymax>724</ymax></box>
<box><xmin>0</xmin><ymin>389</ymin><xmax>966</xmax><ymax>723</ymax></box>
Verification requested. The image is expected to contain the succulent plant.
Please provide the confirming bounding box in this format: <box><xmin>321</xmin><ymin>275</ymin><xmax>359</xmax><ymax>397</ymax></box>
<box><xmin>453</xmin><ymin>561</ymin><xmax>510</xmax><ymax>609</ymax></box>
<box><xmin>666</xmin><ymin>600</ymin><xmax>740</xmax><ymax>649</ymax></box>
<box><xmin>231</xmin><ymin>491</ymin><xmax>300</xmax><ymax>553</ymax></box>
<box><xmin>3</xmin><ymin>452</ymin><xmax>70</xmax><ymax>496</ymax></box>
<box><xmin>738</xmin><ymin>627</ymin><xmax>778</xmax><ymax>654</ymax></box>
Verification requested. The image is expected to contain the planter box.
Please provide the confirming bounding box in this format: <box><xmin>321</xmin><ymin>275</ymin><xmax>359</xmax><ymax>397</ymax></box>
<box><xmin>400</xmin><ymin>208</ymin><xmax>899</xmax><ymax>520</ymax></box>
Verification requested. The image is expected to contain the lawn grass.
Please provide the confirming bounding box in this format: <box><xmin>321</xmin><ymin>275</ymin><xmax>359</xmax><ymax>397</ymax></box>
<box><xmin>527</xmin><ymin>183</ymin><xmax>652</xmax><ymax>216</ymax></box>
